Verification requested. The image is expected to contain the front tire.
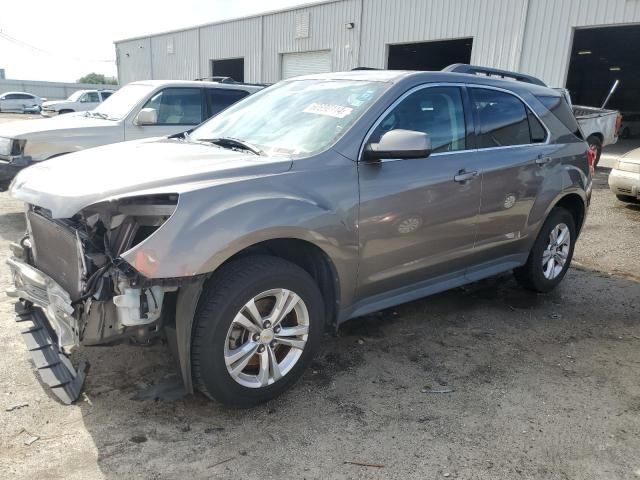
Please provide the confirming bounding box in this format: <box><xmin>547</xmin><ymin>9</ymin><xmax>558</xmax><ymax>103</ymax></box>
<box><xmin>191</xmin><ymin>255</ymin><xmax>324</xmax><ymax>408</ymax></box>
<box><xmin>616</xmin><ymin>194</ymin><xmax>640</xmax><ymax>204</ymax></box>
<box><xmin>514</xmin><ymin>208</ymin><xmax>576</xmax><ymax>293</ymax></box>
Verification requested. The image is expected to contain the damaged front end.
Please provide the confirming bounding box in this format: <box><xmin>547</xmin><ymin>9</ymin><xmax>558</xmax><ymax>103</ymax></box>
<box><xmin>6</xmin><ymin>194</ymin><xmax>185</xmax><ymax>404</ymax></box>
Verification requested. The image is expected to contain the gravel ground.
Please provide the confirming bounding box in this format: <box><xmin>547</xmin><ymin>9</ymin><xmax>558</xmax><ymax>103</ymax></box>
<box><xmin>0</xmin><ymin>113</ymin><xmax>639</xmax><ymax>479</ymax></box>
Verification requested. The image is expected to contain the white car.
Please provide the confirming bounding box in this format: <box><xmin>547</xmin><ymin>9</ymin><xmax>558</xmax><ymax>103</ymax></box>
<box><xmin>609</xmin><ymin>147</ymin><xmax>640</xmax><ymax>203</ymax></box>
<box><xmin>41</xmin><ymin>89</ymin><xmax>115</xmax><ymax>116</ymax></box>
<box><xmin>0</xmin><ymin>79</ymin><xmax>264</xmax><ymax>190</ymax></box>
<box><xmin>0</xmin><ymin>91</ymin><xmax>43</xmax><ymax>113</ymax></box>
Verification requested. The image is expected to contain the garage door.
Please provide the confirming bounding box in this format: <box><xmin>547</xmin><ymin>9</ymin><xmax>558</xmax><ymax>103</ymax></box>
<box><xmin>281</xmin><ymin>51</ymin><xmax>331</xmax><ymax>79</ymax></box>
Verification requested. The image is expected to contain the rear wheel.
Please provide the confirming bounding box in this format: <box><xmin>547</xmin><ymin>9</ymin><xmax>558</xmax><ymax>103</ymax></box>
<box><xmin>191</xmin><ymin>255</ymin><xmax>324</xmax><ymax>408</ymax></box>
<box><xmin>514</xmin><ymin>208</ymin><xmax>576</xmax><ymax>293</ymax></box>
<box><xmin>587</xmin><ymin>135</ymin><xmax>603</xmax><ymax>167</ymax></box>
<box><xmin>58</xmin><ymin>109</ymin><xmax>74</xmax><ymax>115</ymax></box>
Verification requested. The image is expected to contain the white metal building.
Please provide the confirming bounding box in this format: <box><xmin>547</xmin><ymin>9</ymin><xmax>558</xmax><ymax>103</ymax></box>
<box><xmin>115</xmin><ymin>0</ymin><xmax>640</xmax><ymax>111</ymax></box>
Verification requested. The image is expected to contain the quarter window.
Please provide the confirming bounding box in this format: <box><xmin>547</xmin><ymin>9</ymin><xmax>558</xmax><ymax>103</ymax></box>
<box><xmin>470</xmin><ymin>88</ymin><xmax>546</xmax><ymax>148</ymax></box>
<box><xmin>371</xmin><ymin>86</ymin><xmax>466</xmax><ymax>153</ymax></box>
<box><xmin>142</xmin><ymin>88</ymin><xmax>203</xmax><ymax>125</ymax></box>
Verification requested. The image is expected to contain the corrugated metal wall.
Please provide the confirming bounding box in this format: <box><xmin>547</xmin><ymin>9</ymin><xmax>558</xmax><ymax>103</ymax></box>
<box><xmin>116</xmin><ymin>38</ymin><xmax>153</xmax><ymax>84</ymax></box>
<box><xmin>150</xmin><ymin>29</ymin><xmax>199</xmax><ymax>81</ymax></box>
<box><xmin>360</xmin><ymin>0</ymin><xmax>529</xmax><ymax>71</ymax></box>
<box><xmin>519</xmin><ymin>0</ymin><xmax>640</xmax><ymax>87</ymax></box>
<box><xmin>115</xmin><ymin>0</ymin><xmax>640</xmax><ymax>87</ymax></box>
<box><xmin>261</xmin><ymin>0</ymin><xmax>361</xmax><ymax>82</ymax></box>
<box><xmin>199</xmin><ymin>17</ymin><xmax>263</xmax><ymax>82</ymax></box>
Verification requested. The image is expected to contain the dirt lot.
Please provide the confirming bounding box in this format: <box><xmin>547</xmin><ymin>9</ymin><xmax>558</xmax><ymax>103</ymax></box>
<box><xmin>0</xmin><ymin>112</ymin><xmax>639</xmax><ymax>479</ymax></box>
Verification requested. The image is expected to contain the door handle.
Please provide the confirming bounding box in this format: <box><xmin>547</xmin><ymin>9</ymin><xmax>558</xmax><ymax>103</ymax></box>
<box><xmin>535</xmin><ymin>156</ymin><xmax>552</xmax><ymax>166</ymax></box>
<box><xmin>454</xmin><ymin>170</ymin><xmax>479</xmax><ymax>183</ymax></box>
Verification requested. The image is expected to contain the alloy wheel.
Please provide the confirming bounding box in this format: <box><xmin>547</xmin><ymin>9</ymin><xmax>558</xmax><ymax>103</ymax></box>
<box><xmin>542</xmin><ymin>223</ymin><xmax>571</xmax><ymax>280</ymax></box>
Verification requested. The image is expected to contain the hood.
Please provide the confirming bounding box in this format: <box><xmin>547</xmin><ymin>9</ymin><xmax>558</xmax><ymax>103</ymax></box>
<box><xmin>42</xmin><ymin>100</ymin><xmax>69</xmax><ymax>108</ymax></box>
<box><xmin>0</xmin><ymin>114</ymin><xmax>115</xmax><ymax>138</ymax></box>
<box><xmin>10</xmin><ymin>137</ymin><xmax>293</xmax><ymax>218</ymax></box>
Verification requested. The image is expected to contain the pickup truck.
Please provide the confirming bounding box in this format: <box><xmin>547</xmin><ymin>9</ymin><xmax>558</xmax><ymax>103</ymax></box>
<box><xmin>573</xmin><ymin>105</ymin><xmax>621</xmax><ymax>166</ymax></box>
<box><xmin>40</xmin><ymin>89</ymin><xmax>115</xmax><ymax>117</ymax></box>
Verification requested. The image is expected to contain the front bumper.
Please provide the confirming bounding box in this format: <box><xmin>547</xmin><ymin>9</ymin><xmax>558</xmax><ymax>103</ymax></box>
<box><xmin>608</xmin><ymin>168</ymin><xmax>640</xmax><ymax>199</ymax></box>
<box><xmin>6</xmin><ymin>254</ymin><xmax>86</xmax><ymax>404</ymax></box>
<box><xmin>40</xmin><ymin>109</ymin><xmax>59</xmax><ymax>117</ymax></box>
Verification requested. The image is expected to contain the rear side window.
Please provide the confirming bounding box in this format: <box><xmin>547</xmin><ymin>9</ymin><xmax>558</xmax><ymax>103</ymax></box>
<box><xmin>470</xmin><ymin>88</ymin><xmax>546</xmax><ymax>148</ymax></box>
<box><xmin>536</xmin><ymin>95</ymin><xmax>583</xmax><ymax>139</ymax></box>
<box><xmin>101</xmin><ymin>91</ymin><xmax>113</xmax><ymax>100</ymax></box>
<box><xmin>5</xmin><ymin>93</ymin><xmax>20</xmax><ymax>100</ymax></box>
<box><xmin>207</xmin><ymin>88</ymin><xmax>250</xmax><ymax>116</ymax></box>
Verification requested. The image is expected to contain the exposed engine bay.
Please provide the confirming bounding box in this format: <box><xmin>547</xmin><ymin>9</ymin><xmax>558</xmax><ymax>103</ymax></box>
<box><xmin>15</xmin><ymin>194</ymin><xmax>183</xmax><ymax>348</ymax></box>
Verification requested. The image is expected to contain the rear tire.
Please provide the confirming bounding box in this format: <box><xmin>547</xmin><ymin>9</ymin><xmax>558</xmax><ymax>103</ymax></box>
<box><xmin>191</xmin><ymin>255</ymin><xmax>324</xmax><ymax>408</ymax></box>
<box><xmin>514</xmin><ymin>208</ymin><xmax>576</xmax><ymax>293</ymax></box>
<box><xmin>587</xmin><ymin>135</ymin><xmax>603</xmax><ymax>167</ymax></box>
<box><xmin>58</xmin><ymin>109</ymin><xmax>74</xmax><ymax>115</ymax></box>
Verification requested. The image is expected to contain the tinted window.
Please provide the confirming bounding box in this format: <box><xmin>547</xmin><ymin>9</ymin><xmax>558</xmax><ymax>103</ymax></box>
<box><xmin>371</xmin><ymin>86</ymin><xmax>466</xmax><ymax>153</ymax></box>
<box><xmin>101</xmin><ymin>91</ymin><xmax>113</xmax><ymax>100</ymax></box>
<box><xmin>207</xmin><ymin>89</ymin><xmax>249</xmax><ymax>116</ymax></box>
<box><xmin>83</xmin><ymin>92</ymin><xmax>100</xmax><ymax>103</ymax></box>
<box><xmin>5</xmin><ymin>93</ymin><xmax>20</xmax><ymax>100</ymax></box>
<box><xmin>17</xmin><ymin>93</ymin><xmax>34</xmax><ymax>100</ymax></box>
<box><xmin>471</xmin><ymin>88</ymin><xmax>545</xmax><ymax>148</ymax></box>
<box><xmin>142</xmin><ymin>88</ymin><xmax>203</xmax><ymax>125</ymax></box>
<box><xmin>536</xmin><ymin>95</ymin><xmax>582</xmax><ymax>139</ymax></box>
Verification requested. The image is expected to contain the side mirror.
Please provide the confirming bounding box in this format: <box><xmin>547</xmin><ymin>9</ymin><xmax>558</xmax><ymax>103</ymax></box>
<box><xmin>364</xmin><ymin>129</ymin><xmax>432</xmax><ymax>161</ymax></box>
<box><xmin>134</xmin><ymin>108</ymin><xmax>158</xmax><ymax>126</ymax></box>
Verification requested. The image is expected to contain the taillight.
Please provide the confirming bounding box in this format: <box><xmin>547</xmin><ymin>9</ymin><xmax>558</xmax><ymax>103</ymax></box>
<box><xmin>587</xmin><ymin>145</ymin><xmax>597</xmax><ymax>176</ymax></box>
<box><xmin>615</xmin><ymin>113</ymin><xmax>622</xmax><ymax>138</ymax></box>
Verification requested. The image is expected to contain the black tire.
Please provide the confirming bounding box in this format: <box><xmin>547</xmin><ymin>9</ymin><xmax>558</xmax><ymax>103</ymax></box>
<box><xmin>616</xmin><ymin>194</ymin><xmax>640</xmax><ymax>204</ymax></box>
<box><xmin>58</xmin><ymin>109</ymin><xmax>74</xmax><ymax>115</ymax></box>
<box><xmin>587</xmin><ymin>135</ymin><xmax>603</xmax><ymax>168</ymax></box>
<box><xmin>191</xmin><ymin>255</ymin><xmax>324</xmax><ymax>408</ymax></box>
<box><xmin>514</xmin><ymin>208</ymin><xmax>576</xmax><ymax>293</ymax></box>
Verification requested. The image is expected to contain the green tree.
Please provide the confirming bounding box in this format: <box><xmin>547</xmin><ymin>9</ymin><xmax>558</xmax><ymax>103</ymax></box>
<box><xmin>77</xmin><ymin>73</ymin><xmax>118</xmax><ymax>85</ymax></box>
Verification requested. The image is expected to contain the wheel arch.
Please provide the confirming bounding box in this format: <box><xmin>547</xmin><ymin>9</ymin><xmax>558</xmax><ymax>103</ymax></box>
<box><xmin>174</xmin><ymin>235</ymin><xmax>344</xmax><ymax>395</ymax></box>
<box><xmin>552</xmin><ymin>192</ymin><xmax>587</xmax><ymax>235</ymax></box>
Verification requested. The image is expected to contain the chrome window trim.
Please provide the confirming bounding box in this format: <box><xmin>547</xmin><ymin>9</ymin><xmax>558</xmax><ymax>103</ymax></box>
<box><xmin>358</xmin><ymin>82</ymin><xmax>552</xmax><ymax>162</ymax></box>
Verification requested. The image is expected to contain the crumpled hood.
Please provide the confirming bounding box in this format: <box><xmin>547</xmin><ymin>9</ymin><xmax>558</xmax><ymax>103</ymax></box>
<box><xmin>10</xmin><ymin>137</ymin><xmax>293</xmax><ymax>218</ymax></box>
<box><xmin>0</xmin><ymin>114</ymin><xmax>113</xmax><ymax>138</ymax></box>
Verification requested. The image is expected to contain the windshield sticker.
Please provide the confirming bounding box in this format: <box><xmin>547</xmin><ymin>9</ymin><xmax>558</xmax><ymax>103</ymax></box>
<box><xmin>303</xmin><ymin>103</ymin><xmax>353</xmax><ymax>118</ymax></box>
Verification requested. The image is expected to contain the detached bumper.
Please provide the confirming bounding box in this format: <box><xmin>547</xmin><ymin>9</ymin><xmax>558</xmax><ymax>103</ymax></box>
<box><xmin>6</xmin><ymin>255</ymin><xmax>86</xmax><ymax>404</ymax></box>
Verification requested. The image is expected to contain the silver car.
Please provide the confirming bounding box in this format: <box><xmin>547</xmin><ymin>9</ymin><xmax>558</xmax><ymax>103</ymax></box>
<box><xmin>0</xmin><ymin>91</ymin><xmax>43</xmax><ymax>113</ymax></box>
<box><xmin>6</xmin><ymin>66</ymin><xmax>592</xmax><ymax>407</ymax></box>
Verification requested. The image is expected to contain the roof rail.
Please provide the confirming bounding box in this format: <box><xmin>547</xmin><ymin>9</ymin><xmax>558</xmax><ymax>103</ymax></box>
<box><xmin>193</xmin><ymin>76</ymin><xmax>273</xmax><ymax>88</ymax></box>
<box><xmin>443</xmin><ymin>64</ymin><xmax>547</xmax><ymax>87</ymax></box>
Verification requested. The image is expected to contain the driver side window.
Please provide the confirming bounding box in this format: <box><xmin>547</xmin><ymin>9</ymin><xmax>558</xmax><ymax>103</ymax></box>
<box><xmin>372</xmin><ymin>86</ymin><xmax>466</xmax><ymax>153</ymax></box>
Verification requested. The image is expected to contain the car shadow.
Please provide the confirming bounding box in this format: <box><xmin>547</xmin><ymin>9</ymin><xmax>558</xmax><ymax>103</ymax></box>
<box><xmin>63</xmin><ymin>265</ymin><xmax>640</xmax><ymax>479</ymax></box>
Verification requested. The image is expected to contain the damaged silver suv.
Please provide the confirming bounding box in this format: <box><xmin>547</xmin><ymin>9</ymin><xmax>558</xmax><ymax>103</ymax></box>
<box><xmin>7</xmin><ymin>65</ymin><xmax>592</xmax><ymax>407</ymax></box>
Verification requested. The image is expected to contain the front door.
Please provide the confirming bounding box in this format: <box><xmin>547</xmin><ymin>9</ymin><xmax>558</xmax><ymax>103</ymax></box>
<box><xmin>125</xmin><ymin>87</ymin><xmax>205</xmax><ymax>140</ymax></box>
<box><xmin>356</xmin><ymin>85</ymin><xmax>482</xmax><ymax>300</ymax></box>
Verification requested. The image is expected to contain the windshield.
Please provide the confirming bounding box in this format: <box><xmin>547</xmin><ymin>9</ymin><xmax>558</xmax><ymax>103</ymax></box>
<box><xmin>67</xmin><ymin>91</ymin><xmax>84</xmax><ymax>102</ymax></box>
<box><xmin>190</xmin><ymin>79</ymin><xmax>388</xmax><ymax>157</ymax></box>
<box><xmin>92</xmin><ymin>84</ymin><xmax>156</xmax><ymax>120</ymax></box>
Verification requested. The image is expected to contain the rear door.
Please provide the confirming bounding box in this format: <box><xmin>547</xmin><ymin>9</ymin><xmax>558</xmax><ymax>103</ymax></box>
<box><xmin>125</xmin><ymin>87</ymin><xmax>205</xmax><ymax>140</ymax></box>
<box><xmin>356</xmin><ymin>84</ymin><xmax>482</xmax><ymax>300</ymax></box>
<box><xmin>466</xmin><ymin>87</ymin><xmax>552</xmax><ymax>275</ymax></box>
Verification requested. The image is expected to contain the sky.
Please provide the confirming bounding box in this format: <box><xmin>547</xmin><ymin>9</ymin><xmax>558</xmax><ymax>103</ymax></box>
<box><xmin>0</xmin><ymin>0</ymin><xmax>310</xmax><ymax>82</ymax></box>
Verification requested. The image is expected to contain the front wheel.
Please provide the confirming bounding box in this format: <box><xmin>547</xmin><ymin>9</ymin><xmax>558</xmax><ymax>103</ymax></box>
<box><xmin>616</xmin><ymin>194</ymin><xmax>640</xmax><ymax>204</ymax></box>
<box><xmin>191</xmin><ymin>255</ymin><xmax>324</xmax><ymax>408</ymax></box>
<box><xmin>514</xmin><ymin>208</ymin><xmax>576</xmax><ymax>293</ymax></box>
